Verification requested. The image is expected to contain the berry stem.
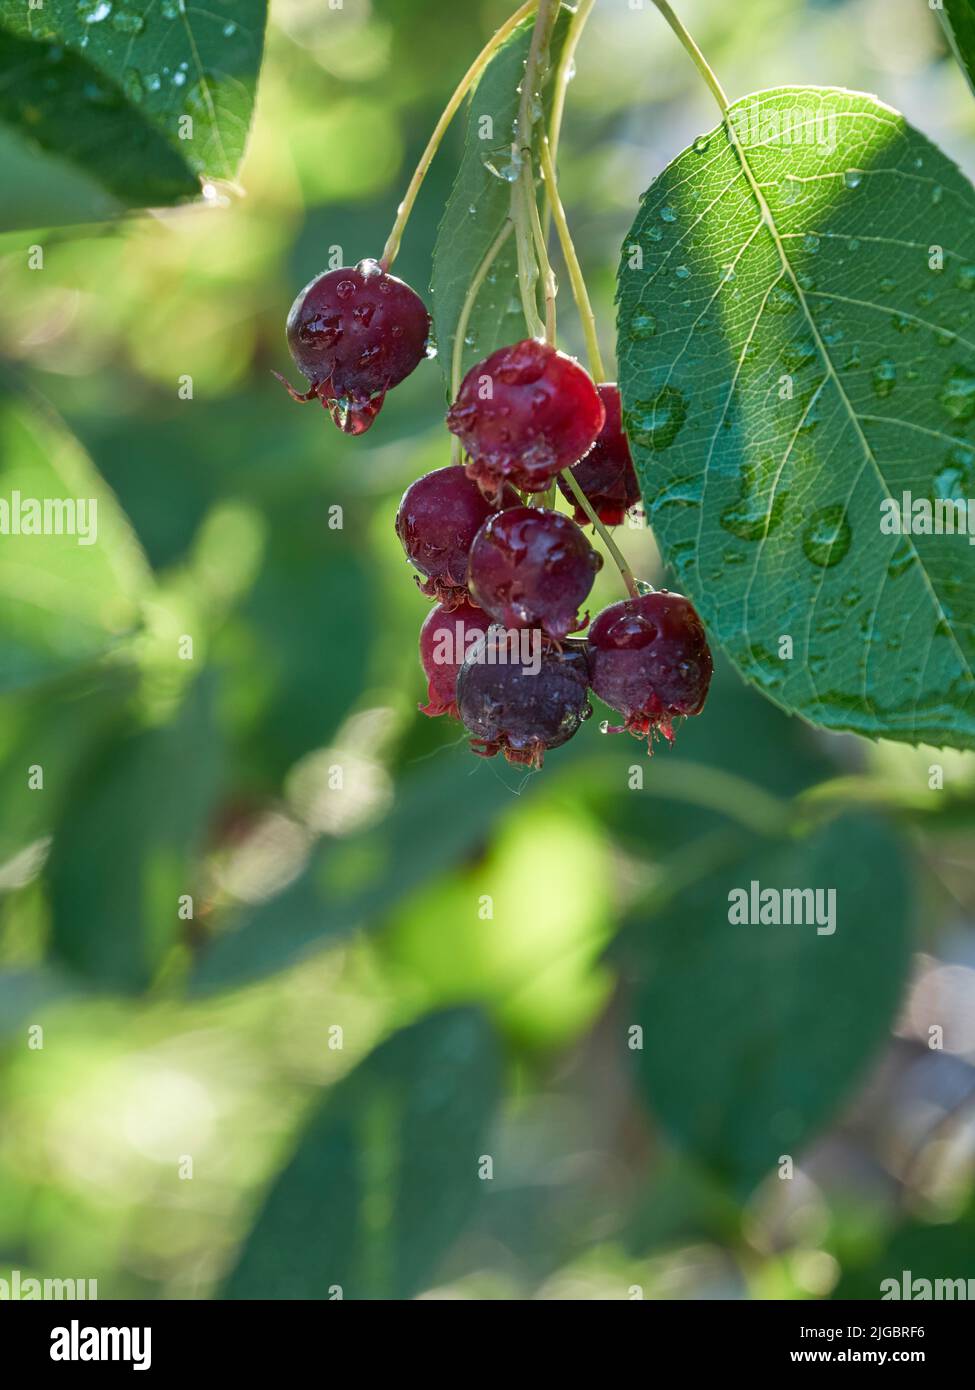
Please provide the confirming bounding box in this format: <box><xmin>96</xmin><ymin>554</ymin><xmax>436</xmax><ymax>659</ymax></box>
<box><xmin>542</xmin><ymin>0</ymin><xmax>594</xmax><ymax>239</ymax></box>
<box><xmin>649</xmin><ymin>1</ymin><xmax>731</xmax><ymax>114</ymax></box>
<box><xmin>451</xmin><ymin>219</ymin><xmax>515</xmax><ymax>400</ymax></box>
<box><xmin>451</xmin><ymin>218</ymin><xmax>515</xmax><ymax>463</ymax></box>
<box><xmin>381</xmin><ymin>0</ymin><xmax>538</xmax><ymax>270</ymax></box>
<box><xmin>510</xmin><ymin>0</ymin><xmax>561</xmax><ymax>338</ymax></box>
<box><xmin>538</xmin><ymin>134</ymin><xmax>605</xmax><ymax>380</ymax></box>
<box><xmin>559</xmin><ymin>466</ymin><xmax>640</xmax><ymax>599</ymax></box>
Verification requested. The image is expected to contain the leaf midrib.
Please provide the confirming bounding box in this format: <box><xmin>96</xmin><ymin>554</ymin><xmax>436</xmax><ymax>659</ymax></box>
<box><xmin>718</xmin><ymin>93</ymin><xmax>975</xmax><ymax>700</ymax></box>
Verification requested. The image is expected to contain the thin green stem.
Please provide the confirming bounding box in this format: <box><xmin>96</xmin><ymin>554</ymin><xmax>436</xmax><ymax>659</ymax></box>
<box><xmin>451</xmin><ymin>220</ymin><xmax>515</xmax><ymax>400</ymax></box>
<box><xmin>381</xmin><ymin>0</ymin><xmax>537</xmax><ymax>269</ymax></box>
<box><xmin>543</xmin><ymin>0</ymin><xmax>594</xmax><ymax>238</ymax></box>
<box><xmin>649</xmin><ymin>1</ymin><xmax>730</xmax><ymax>114</ymax></box>
<box><xmin>526</xmin><ymin>174</ymin><xmax>557</xmax><ymax>341</ymax></box>
<box><xmin>559</xmin><ymin>467</ymin><xmax>639</xmax><ymax>598</ymax></box>
<box><xmin>510</xmin><ymin>0</ymin><xmax>560</xmax><ymax>336</ymax></box>
<box><xmin>539</xmin><ymin>134</ymin><xmax>604</xmax><ymax>379</ymax></box>
<box><xmin>450</xmin><ymin>219</ymin><xmax>515</xmax><ymax>463</ymax></box>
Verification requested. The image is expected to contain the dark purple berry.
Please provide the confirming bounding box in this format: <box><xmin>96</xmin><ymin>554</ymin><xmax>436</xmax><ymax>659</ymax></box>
<box><xmin>457</xmin><ymin>637</ymin><xmax>591</xmax><ymax>769</ymax></box>
<box><xmin>446</xmin><ymin>339</ymin><xmax>605</xmax><ymax>499</ymax></box>
<box><xmin>468</xmin><ymin>505</ymin><xmax>602</xmax><ymax>639</ymax></box>
<box><xmin>586</xmin><ymin>591</ymin><xmax>712</xmax><ymax>748</ymax></box>
<box><xmin>396</xmin><ymin>465</ymin><xmax>519</xmax><ymax>609</ymax></box>
<box><xmin>276</xmin><ymin>258</ymin><xmax>430</xmax><ymax>434</ymax></box>
<box><xmin>558</xmin><ymin>383</ymin><xmax>640</xmax><ymax>526</ymax></box>
<box><xmin>418</xmin><ymin>600</ymin><xmax>493</xmax><ymax>719</ymax></box>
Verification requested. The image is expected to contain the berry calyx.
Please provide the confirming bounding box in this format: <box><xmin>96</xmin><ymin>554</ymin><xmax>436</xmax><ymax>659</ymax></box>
<box><xmin>557</xmin><ymin>383</ymin><xmax>640</xmax><ymax>526</ymax></box>
<box><xmin>277</xmin><ymin>258</ymin><xmax>430</xmax><ymax>435</ymax></box>
<box><xmin>418</xmin><ymin>601</ymin><xmax>493</xmax><ymax>719</ymax></box>
<box><xmin>457</xmin><ymin>637</ymin><xmax>591</xmax><ymax>769</ymax></box>
<box><xmin>468</xmin><ymin>505</ymin><xmax>602</xmax><ymax>639</ymax></box>
<box><xmin>586</xmin><ymin>591</ymin><xmax>712</xmax><ymax>748</ymax></box>
<box><xmin>446</xmin><ymin>339</ymin><xmax>605</xmax><ymax>498</ymax></box>
<box><xmin>395</xmin><ymin>465</ymin><xmax>519</xmax><ymax>608</ymax></box>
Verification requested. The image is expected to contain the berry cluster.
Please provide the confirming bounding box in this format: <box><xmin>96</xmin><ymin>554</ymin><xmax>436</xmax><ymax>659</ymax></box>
<box><xmin>280</xmin><ymin>270</ymin><xmax>713</xmax><ymax>769</ymax></box>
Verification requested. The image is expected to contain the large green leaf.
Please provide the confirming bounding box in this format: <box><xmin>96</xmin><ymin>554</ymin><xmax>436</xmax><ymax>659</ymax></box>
<box><xmin>617</xmin><ymin>812</ymin><xmax>912</xmax><ymax>1194</ymax></box>
<box><xmin>939</xmin><ymin>1</ymin><xmax>975</xmax><ymax>100</ymax></box>
<box><xmin>0</xmin><ymin>0</ymin><xmax>268</xmax><ymax>229</ymax></box>
<box><xmin>46</xmin><ymin>673</ymin><xmax>223</xmax><ymax>992</ymax></box>
<box><xmin>222</xmin><ymin>1008</ymin><xmax>501</xmax><ymax>1299</ymax></box>
<box><xmin>617</xmin><ymin>87</ymin><xmax>975</xmax><ymax>749</ymax></box>
<box><xmin>0</xmin><ymin>386</ymin><xmax>151</xmax><ymax>691</ymax></box>
<box><xmin>430</xmin><ymin>9</ymin><xmax>570</xmax><ymax>392</ymax></box>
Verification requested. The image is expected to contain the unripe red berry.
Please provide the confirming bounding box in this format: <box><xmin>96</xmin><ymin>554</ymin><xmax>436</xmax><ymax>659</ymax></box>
<box><xmin>277</xmin><ymin>259</ymin><xmax>430</xmax><ymax>434</ymax></box>
<box><xmin>395</xmin><ymin>465</ymin><xmax>519</xmax><ymax>608</ymax></box>
<box><xmin>457</xmin><ymin>638</ymin><xmax>591</xmax><ymax>769</ymax></box>
<box><xmin>446</xmin><ymin>339</ymin><xmax>605</xmax><ymax>499</ymax></box>
<box><xmin>468</xmin><ymin>505</ymin><xmax>602</xmax><ymax>639</ymax></box>
<box><xmin>418</xmin><ymin>601</ymin><xmax>493</xmax><ymax>719</ymax></box>
<box><xmin>558</xmin><ymin>383</ymin><xmax>640</xmax><ymax>526</ymax></box>
<box><xmin>586</xmin><ymin>591</ymin><xmax>712</xmax><ymax>747</ymax></box>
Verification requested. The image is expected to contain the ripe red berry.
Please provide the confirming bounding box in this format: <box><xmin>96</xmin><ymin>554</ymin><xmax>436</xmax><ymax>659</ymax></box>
<box><xmin>558</xmin><ymin>383</ymin><xmax>640</xmax><ymax>526</ymax></box>
<box><xmin>468</xmin><ymin>505</ymin><xmax>602</xmax><ymax>639</ymax></box>
<box><xmin>446</xmin><ymin>339</ymin><xmax>605</xmax><ymax>498</ymax></box>
<box><xmin>418</xmin><ymin>600</ymin><xmax>493</xmax><ymax>719</ymax></box>
<box><xmin>586</xmin><ymin>591</ymin><xmax>712</xmax><ymax>747</ymax></box>
<box><xmin>457</xmin><ymin>637</ymin><xmax>591</xmax><ymax>769</ymax></box>
<box><xmin>277</xmin><ymin>258</ymin><xmax>430</xmax><ymax>434</ymax></box>
<box><xmin>396</xmin><ymin>465</ymin><xmax>519</xmax><ymax>608</ymax></box>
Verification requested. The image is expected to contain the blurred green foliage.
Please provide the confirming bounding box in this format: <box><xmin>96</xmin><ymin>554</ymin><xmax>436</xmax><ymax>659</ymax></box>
<box><xmin>0</xmin><ymin>0</ymin><xmax>974</xmax><ymax>1300</ymax></box>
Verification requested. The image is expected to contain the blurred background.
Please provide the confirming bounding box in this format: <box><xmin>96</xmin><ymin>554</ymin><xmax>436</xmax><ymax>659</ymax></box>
<box><xmin>1</xmin><ymin>0</ymin><xmax>975</xmax><ymax>1299</ymax></box>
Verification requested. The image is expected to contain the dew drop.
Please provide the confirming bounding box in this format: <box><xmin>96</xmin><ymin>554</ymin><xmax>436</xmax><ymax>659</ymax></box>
<box><xmin>122</xmin><ymin>66</ymin><xmax>144</xmax><ymax>102</ymax></box>
<box><xmin>843</xmin><ymin>169</ymin><xmax>862</xmax><ymax>189</ymax></box>
<box><xmin>627</xmin><ymin>386</ymin><xmax>688</xmax><ymax>451</ymax></box>
<box><xmin>940</xmin><ymin>364</ymin><xmax>975</xmax><ymax>422</ymax></box>
<box><xmin>659</xmin><ymin>205</ymin><xmax>677</xmax><ymax>223</ymax></box>
<box><xmin>803</xmin><ymin>232</ymin><xmax>820</xmax><ymax>253</ymax></box>
<box><xmin>959</xmin><ymin>264</ymin><xmax>975</xmax><ymax>293</ymax></box>
<box><xmin>802</xmin><ymin>505</ymin><xmax>851</xmax><ymax>568</ymax></box>
<box><xmin>630</xmin><ymin>312</ymin><xmax>657</xmax><ymax>340</ymax></box>
<box><xmin>871</xmin><ymin>359</ymin><xmax>897</xmax><ymax>398</ymax></box>
<box><xmin>78</xmin><ymin>0</ymin><xmax>112</xmax><ymax>20</ymax></box>
<box><xmin>111</xmin><ymin>8</ymin><xmax>144</xmax><ymax>33</ymax></box>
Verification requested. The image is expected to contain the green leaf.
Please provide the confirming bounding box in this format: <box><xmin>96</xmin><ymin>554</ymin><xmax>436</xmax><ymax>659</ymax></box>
<box><xmin>430</xmin><ymin>9</ymin><xmax>570</xmax><ymax>393</ymax></box>
<box><xmin>0</xmin><ymin>385</ymin><xmax>152</xmax><ymax>692</ymax></box>
<box><xmin>222</xmin><ymin>1008</ymin><xmax>501</xmax><ymax>1299</ymax></box>
<box><xmin>618</xmin><ymin>812</ymin><xmax>913</xmax><ymax>1194</ymax></box>
<box><xmin>617</xmin><ymin>87</ymin><xmax>975</xmax><ymax>749</ymax></box>
<box><xmin>939</xmin><ymin>1</ymin><xmax>975</xmax><ymax>101</ymax></box>
<box><xmin>0</xmin><ymin>0</ymin><xmax>268</xmax><ymax>228</ymax></box>
<box><xmin>46</xmin><ymin>674</ymin><xmax>223</xmax><ymax>992</ymax></box>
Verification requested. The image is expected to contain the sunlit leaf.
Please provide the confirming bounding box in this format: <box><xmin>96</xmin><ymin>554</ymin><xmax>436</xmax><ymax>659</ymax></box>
<box><xmin>617</xmin><ymin>87</ymin><xmax>975</xmax><ymax>749</ymax></box>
